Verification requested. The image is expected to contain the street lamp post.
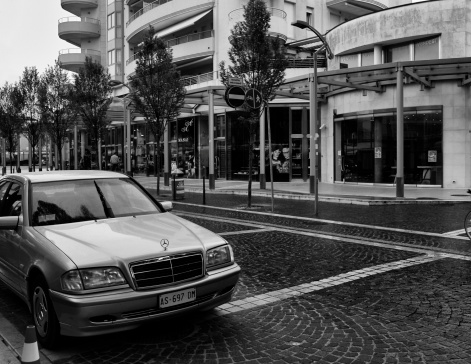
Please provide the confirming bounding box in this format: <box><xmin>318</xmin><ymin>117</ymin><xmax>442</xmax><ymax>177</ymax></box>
<box><xmin>291</xmin><ymin>20</ymin><xmax>334</xmax><ymax>216</ymax></box>
<box><xmin>109</xmin><ymin>81</ymin><xmax>133</xmax><ymax>176</ymax></box>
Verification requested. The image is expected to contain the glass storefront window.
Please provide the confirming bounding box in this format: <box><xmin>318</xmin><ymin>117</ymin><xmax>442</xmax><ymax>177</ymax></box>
<box><xmin>414</xmin><ymin>37</ymin><xmax>439</xmax><ymax>61</ymax></box>
<box><xmin>336</xmin><ymin>108</ymin><xmax>442</xmax><ymax>185</ymax></box>
<box><xmin>361</xmin><ymin>52</ymin><xmax>374</xmax><ymax>66</ymax></box>
<box><xmin>386</xmin><ymin>44</ymin><xmax>410</xmax><ymax>62</ymax></box>
<box><xmin>339</xmin><ymin>54</ymin><xmax>358</xmax><ymax>69</ymax></box>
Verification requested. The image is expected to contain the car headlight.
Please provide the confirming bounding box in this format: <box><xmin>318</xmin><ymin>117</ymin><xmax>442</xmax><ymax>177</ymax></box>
<box><xmin>61</xmin><ymin>267</ymin><xmax>127</xmax><ymax>291</ymax></box>
<box><xmin>207</xmin><ymin>245</ymin><xmax>234</xmax><ymax>270</ymax></box>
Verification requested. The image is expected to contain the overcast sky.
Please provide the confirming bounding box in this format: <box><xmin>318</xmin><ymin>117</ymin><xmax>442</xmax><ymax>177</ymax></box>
<box><xmin>1</xmin><ymin>2</ymin><xmax>72</xmax><ymax>85</ymax></box>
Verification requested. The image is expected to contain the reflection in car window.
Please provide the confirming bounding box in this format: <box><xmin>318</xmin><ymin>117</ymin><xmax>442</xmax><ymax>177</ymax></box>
<box><xmin>32</xmin><ymin>178</ymin><xmax>160</xmax><ymax>226</ymax></box>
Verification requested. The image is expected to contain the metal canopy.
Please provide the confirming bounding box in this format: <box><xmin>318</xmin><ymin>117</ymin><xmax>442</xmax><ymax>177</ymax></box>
<box><xmin>113</xmin><ymin>58</ymin><xmax>471</xmax><ymax>116</ymax></box>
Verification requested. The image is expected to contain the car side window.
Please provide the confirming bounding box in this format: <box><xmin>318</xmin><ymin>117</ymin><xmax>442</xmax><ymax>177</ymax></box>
<box><xmin>1</xmin><ymin>182</ymin><xmax>23</xmax><ymax>217</ymax></box>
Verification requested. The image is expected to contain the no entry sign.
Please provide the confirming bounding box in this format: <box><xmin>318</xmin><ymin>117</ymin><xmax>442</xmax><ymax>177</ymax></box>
<box><xmin>224</xmin><ymin>86</ymin><xmax>245</xmax><ymax>108</ymax></box>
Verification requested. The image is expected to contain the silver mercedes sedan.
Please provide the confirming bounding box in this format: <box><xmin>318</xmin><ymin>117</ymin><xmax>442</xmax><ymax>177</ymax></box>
<box><xmin>0</xmin><ymin>171</ymin><xmax>240</xmax><ymax>348</ymax></box>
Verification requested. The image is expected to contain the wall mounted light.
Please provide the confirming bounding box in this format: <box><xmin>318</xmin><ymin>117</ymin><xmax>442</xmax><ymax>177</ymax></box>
<box><xmin>362</xmin><ymin>89</ymin><xmax>367</xmax><ymax>96</ymax></box>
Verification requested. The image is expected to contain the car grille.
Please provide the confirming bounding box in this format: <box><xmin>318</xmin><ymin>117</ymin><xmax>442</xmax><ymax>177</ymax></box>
<box><xmin>130</xmin><ymin>252</ymin><xmax>204</xmax><ymax>290</ymax></box>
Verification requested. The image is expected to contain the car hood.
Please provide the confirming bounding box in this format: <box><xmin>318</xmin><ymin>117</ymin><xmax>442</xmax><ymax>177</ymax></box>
<box><xmin>34</xmin><ymin>213</ymin><xmax>225</xmax><ymax>268</ymax></box>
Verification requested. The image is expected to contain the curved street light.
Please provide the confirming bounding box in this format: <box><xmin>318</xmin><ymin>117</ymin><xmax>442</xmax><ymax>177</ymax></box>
<box><xmin>292</xmin><ymin>20</ymin><xmax>334</xmax><ymax>216</ymax></box>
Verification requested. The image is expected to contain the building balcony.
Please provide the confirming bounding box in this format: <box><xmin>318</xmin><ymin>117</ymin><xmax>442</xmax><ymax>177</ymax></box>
<box><xmin>125</xmin><ymin>30</ymin><xmax>214</xmax><ymax>77</ymax></box>
<box><xmin>126</xmin><ymin>0</ymin><xmax>214</xmax><ymax>44</ymax></box>
<box><xmin>228</xmin><ymin>7</ymin><xmax>287</xmax><ymax>42</ymax></box>
<box><xmin>58</xmin><ymin>17</ymin><xmax>101</xmax><ymax>47</ymax></box>
<box><xmin>61</xmin><ymin>0</ymin><xmax>98</xmax><ymax>17</ymax></box>
<box><xmin>58</xmin><ymin>48</ymin><xmax>101</xmax><ymax>72</ymax></box>
<box><xmin>181</xmin><ymin>71</ymin><xmax>222</xmax><ymax>90</ymax></box>
<box><xmin>326</xmin><ymin>0</ymin><xmax>387</xmax><ymax>18</ymax></box>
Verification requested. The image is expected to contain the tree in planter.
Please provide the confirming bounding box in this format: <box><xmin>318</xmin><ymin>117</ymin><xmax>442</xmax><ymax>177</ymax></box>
<box><xmin>17</xmin><ymin>67</ymin><xmax>44</xmax><ymax>171</ymax></box>
<box><xmin>70</xmin><ymin>57</ymin><xmax>112</xmax><ymax>169</ymax></box>
<box><xmin>0</xmin><ymin>83</ymin><xmax>24</xmax><ymax>173</ymax></box>
<box><xmin>219</xmin><ymin>0</ymin><xmax>288</xmax><ymax>208</ymax></box>
<box><xmin>38</xmin><ymin>60</ymin><xmax>77</xmax><ymax>170</ymax></box>
<box><xmin>128</xmin><ymin>26</ymin><xmax>186</xmax><ymax>195</ymax></box>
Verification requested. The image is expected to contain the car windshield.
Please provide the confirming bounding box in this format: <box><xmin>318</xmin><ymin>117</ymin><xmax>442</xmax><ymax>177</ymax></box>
<box><xmin>31</xmin><ymin>178</ymin><xmax>160</xmax><ymax>226</ymax></box>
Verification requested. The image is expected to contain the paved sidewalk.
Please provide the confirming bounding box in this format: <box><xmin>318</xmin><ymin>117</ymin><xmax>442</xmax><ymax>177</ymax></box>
<box><xmin>134</xmin><ymin>176</ymin><xmax>471</xmax><ymax>204</ymax></box>
<box><xmin>0</xmin><ymin>340</ymin><xmax>19</xmax><ymax>364</ymax></box>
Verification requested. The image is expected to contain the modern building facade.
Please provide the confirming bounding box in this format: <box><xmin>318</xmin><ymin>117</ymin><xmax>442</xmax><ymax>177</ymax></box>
<box><xmin>57</xmin><ymin>0</ymin><xmax>471</xmax><ymax>191</ymax></box>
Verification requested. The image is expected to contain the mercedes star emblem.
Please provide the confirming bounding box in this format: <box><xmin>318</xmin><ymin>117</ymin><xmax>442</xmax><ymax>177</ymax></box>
<box><xmin>160</xmin><ymin>239</ymin><xmax>170</xmax><ymax>250</ymax></box>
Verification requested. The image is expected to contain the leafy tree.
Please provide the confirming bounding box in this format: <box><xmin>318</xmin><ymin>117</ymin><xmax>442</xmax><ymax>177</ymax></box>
<box><xmin>70</xmin><ymin>57</ymin><xmax>112</xmax><ymax>167</ymax></box>
<box><xmin>0</xmin><ymin>83</ymin><xmax>24</xmax><ymax>173</ymax></box>
<box><xmin>128</xmin><ymin>26</ymin><xmax>186</xmax><ymax>194</ymax></box>
<box><xmin>38</xmin><ymin>60</ymin><xmax>77</xmax><ymax>170</ymax></box>
<box><xmin>17</xmin><ymin>67</ymin><xmax>43</xmax><ymax>171</ymax></box>
<box><xmin>219</xmin><ymin>0</ymin><xmax>288</xmax><ymax>208</ymax></box>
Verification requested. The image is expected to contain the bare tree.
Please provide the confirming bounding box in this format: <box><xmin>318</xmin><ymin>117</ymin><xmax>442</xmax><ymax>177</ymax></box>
<box><xmin>219</xmin><ymin>0</ymin><xmax>288</xmax><ymax>208</ymax></box>
<box><xmin>0</xmin><ymin>83</ymin><xmax>24</xmax><ymax>173</ymax></box>
<box><xmin>128</xmin><ymin>26</ymin><xmax>186</xmax><ymax>194</ymax></box>
<box><xmin>17</xmin><ymin>67</ymin><xmax>43</xmax><ymax>171</ymax></box>
<box><xmin>38</xmin><ymin>60</ymin><xmax>77</xmax><ymax>170</ymax></box>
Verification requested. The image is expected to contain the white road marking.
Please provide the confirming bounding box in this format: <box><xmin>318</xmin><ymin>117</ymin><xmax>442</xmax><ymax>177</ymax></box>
<box><xmin>442</xmin><ymin>228</ymin><xmax>466</xmax><ymax>237</ymax></box>
<box><xmin>175</xmin><ymin>202</ymin><xmax>467</xmax><ymax>240</ymax></box>
<box><xmin>214</xmin><ymin>254</ymin><xmax>445</xmax><ymax>316</ymax></box>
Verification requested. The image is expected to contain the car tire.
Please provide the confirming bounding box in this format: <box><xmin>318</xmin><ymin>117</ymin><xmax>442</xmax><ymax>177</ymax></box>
<box><xmin>31</xmin><ymin>278</ymin><xmax>61</xmax><ymax>348</ymax></box>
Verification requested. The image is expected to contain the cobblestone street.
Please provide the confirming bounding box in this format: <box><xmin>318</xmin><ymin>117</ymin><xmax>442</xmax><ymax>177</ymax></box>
<box><xmin>2</xmin><ymin>192</ymin><xmax>471</xmax><ymax>363</ymax></box>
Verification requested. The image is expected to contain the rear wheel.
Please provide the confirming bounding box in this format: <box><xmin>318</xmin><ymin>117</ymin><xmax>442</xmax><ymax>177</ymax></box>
<box><xmin>31</xmin><ymin>278</ymin><xmax>61</xmax><ymax>348</ymax></box>
<box><xmin>464</xmin><ymin>211</ymin><xmax>471</xmax><ymax>240</ymax></box>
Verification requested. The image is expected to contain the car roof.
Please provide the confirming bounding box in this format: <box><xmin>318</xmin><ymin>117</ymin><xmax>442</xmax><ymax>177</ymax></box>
<box><xmin>2</xmin><ymin>170</ymin><xmax>130</xmax><ymax>184</ymax></box>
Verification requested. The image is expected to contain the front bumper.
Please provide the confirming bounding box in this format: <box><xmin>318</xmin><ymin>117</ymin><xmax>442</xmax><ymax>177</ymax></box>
<box><xmin>50</xmin><ymin>263</ymin><xmax>240</xmax><ymax>337</ymax></box>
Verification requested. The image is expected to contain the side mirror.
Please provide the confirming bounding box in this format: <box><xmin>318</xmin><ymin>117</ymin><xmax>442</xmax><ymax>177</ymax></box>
<box><xmin>0</xmin><ymin>216</ymin><xmax>19</xmax><ymax>230</ymax></box>
<box><xmin>160</xmin><ymin>201</ymin><xmax>173</xmax><ymax>212</ymax></box>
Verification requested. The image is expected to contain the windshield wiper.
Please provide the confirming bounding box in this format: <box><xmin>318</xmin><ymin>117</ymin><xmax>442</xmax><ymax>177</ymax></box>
<box><xmin>94</xmin><ymin>181</ymin><xmax>115</xmax><ymax>218</ymax></box>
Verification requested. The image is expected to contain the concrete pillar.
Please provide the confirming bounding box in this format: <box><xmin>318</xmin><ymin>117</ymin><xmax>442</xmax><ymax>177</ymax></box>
<box><xmin>259</xmin><ymin>108</ymin><xmax>266</xmax><ymax>189</ymax></box>
<box><xmin>374</xmin><ymin>45</ymin><xmax>382</xmax><ymax>65</ymax></box>
<box><xmin>396</xmin><ymin>66</ymin><xmax>404</xmax><ymax>197</ymax></box>
<box><xmin>74</xmin><ymin>125</ymin><xmax>78</xmax><ymax>170</ymax></box>
<box><xmin>209</xmin><ymin>90</ymin><xmax>215</xmax><ymax>189</ymax></box>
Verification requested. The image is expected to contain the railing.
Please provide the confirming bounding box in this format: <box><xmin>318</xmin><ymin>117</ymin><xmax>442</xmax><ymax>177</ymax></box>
<box><xmin>59</xmin><ymin>48</ymin><xmax>101</xmax><ymax>56</ymax></box>
<box><xmin>181</xmin><ymin>71</ymin><xmax>218</xmax><ymax>87</ymax></box>
<box><xmin>166</xmin><ymin>30</ymin><xmax>213</xmax><ymax>47</ymax></box>
<box><xmin>127</xmin><ymin>0</ymin><xmax>173</xmax><ymax>26</ymax></box>
<box><xmin>126</xmin><ymin>30</ymin><xmax>214</xmax><ymax>65</ymax></box>
<box><xmin>58</xmin><ymin>16</ymin><xmax>100</xmax><ymax>25</ymax></box>
<box><xmin>228</xmin><ymin>7</ymin><xmax>286</xmax><ymax>21</ymax></box>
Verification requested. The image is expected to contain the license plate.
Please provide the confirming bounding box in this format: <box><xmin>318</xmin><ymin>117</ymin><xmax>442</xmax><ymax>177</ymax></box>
<box><xmin>159</xmin><ymin>288</ymin><xmax>196</xmax><ymax>308</ymax></box>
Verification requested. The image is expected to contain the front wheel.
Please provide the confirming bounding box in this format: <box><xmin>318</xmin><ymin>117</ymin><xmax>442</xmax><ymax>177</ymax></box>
<box><xmin>464</xmin><ymin>211</ymin><xmax>471</xmax><ymax>240</ymax></box>
<box><xmin>31</xmin><ymin>278</ymin><xmax>61</xmax><ymax>348</ymax></box>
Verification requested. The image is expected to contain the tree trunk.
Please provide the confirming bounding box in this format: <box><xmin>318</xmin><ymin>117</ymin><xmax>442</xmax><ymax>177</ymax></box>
<box><xmin>156</xmin><ymin>140</ymin><xmax>161</xmax><ymax>196</ymax></box>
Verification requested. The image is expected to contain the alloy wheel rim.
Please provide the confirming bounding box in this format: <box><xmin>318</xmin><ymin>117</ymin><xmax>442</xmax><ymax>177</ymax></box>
<box><xmin>33</xmin><ymin>286</ymin><xmax>49</xmax><ymax>337</ymax></box>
